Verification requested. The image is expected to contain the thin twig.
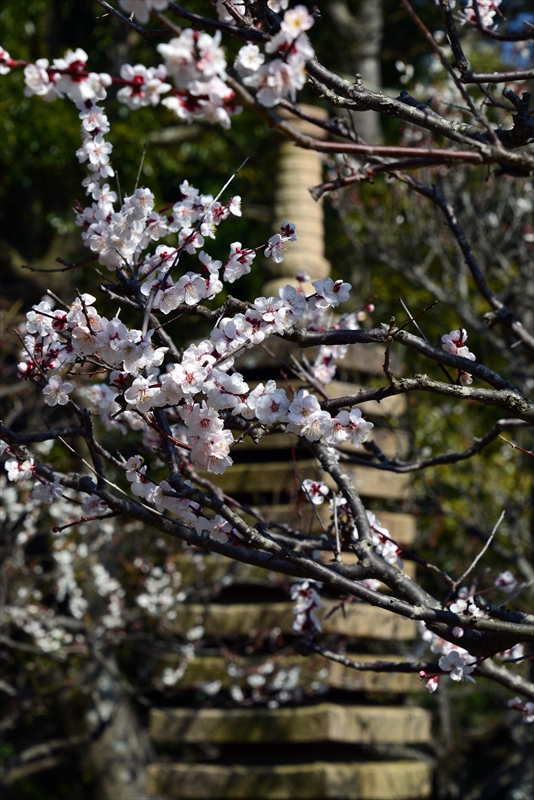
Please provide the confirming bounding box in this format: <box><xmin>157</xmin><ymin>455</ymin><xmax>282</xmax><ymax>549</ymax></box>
<box><xmin>455</xmin><ymin>510</ymin><xmax>506</xmax><ymax>588</ymax></box>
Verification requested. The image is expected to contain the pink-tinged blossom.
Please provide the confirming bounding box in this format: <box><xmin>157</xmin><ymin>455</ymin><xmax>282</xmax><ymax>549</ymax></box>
<box><xmin>223</xmin><ymin>243</ymin><xmax>256</xmax><ymax>283</ymax></box>
<box><xmin>496</xmin><ymin>643</ymin><xmax>524</xmax><ymax>661</ymax></box>
<box><xmin>346</xmin><ymin>408</ymin><xmax>374</xmax><ymax>447</ymax></box>
<box><xmin>196</xmin><ymin>31</ymin><xmax>227</xmax><ymax>79</ymax></box>
<box><xmin>324</xmin><ymin>408</ymin><xmax>373</xmax><ymax>447</ymax></box>
<box><xmin>43</xmin><ymin>376</ymin><xmax>74</xmax><ymax>406</ymax></box>
<box><xmin>245</xmin><ymin>59</ymin><xmax>294</xmax><ymax>107</ymax></box>
<box><xmin>76</xmin><ymin>134</ymin><xmax>113</xmax><ymax>168</ymax></box>
<box><xmin>168</xmin><ymin>360</ymin><xmax>208</xmax><ymax>396</ymax></box>
<box><xmin>117</xmin><ymin>63</ymin><xmax>171</xmax><ymax>109</ymax></box>
<box><xmin>461</xmin><ymin>0</ymin><xmax>502</xmax><ymax>27</ymax></box>
<box><xmin>53</xmin><ymin>48</ymin><xmax>111</xmax><ymax>103</ymax></box>
<box><xmin>32</xmin><ymin>476</ymin><xmax>63</xmax><ymax>505</ymax></box>
<box><xmin>494</xmin><ymin>570</ymin><xmax>518</xmax><ymax>593</ymax></box>
<box><xmin>450</xmin><ymin>598</ymin><xmax>485</xmax><ymax>618</ymax></box>
<box><xmin>24</xmin><ymin>59</ymin><xmax>57</xmax><ymax>99</ymax></box>
<box><xmin>190</xmin><ymin>432</ymin><xmax>234</xmax><ymax>474</ymax></box>
<box><xmin>441</xmin><ymin>329</ymin><xmax>476</xmax><ymax>361</ymax></box>
<box><xmin>0</xmin><ymin>46</ymin><xmax>15</xmax><ymax>74</ymax></box>
<box><xmin>424</xmin><ymin>675</ymin><xmax>440</xmax><ymax>693</ymax></box>
<box><xmin>81</xmin><ymin>494</ymin><xmax>109</xmax><ymax>515</ymax></box>
<box><xmin>124</xmin><ymin>376</ymin><xmax>160</xmax><ymax>412</ymax></box>
<box><xmin>311</xmin><ymin>277</ymin><xmax>352</xmax><ymax>310</ymax></box>
<box><xmin>291</xmin><ymin>579</ymin><xmax>322</xmax><ymax>635</ymax></box>
<box><xmin>179</xmin><ymin>227</ymin><xmax>205</xmax><ymax>254</ymax></box>
<box><xmin>79</xmin><ymin>104</ymin><xmax>110</xmax><ymax>134</ymax></box>
<box><xmin>26</xmin><ymin>300</ymin><xmax>55</xmax><ymax>336</ymax></box>
<box><xmin>278</xmin><ymin>284</ymin><xmax>306</xmax><ymax>322</ymax></box>
<box><xmin>287</xmin><ymin>390</ymin><xmax>331</xmax><ymax>441</ymax></box>
<box><xmin>264</xmin><ymin>234</ymin><xmax>287</xmax><ymax>263</ymax></box>
<box><xmin>246</xmin><ymin>381</ymin><xmax>290</xmax><ymax>424</ymax></box>
<box><xmin>302</xmin><ymin>479</ymin><xmax>329</xmax><ymax>506</ymax></box>
<box><xmin>438</xmin><ymin>651</ymin><xmax>476</xmax><ymax>683</ymax></box>
<box><xmin>312</xmin><ymin>347</ymin><xmax>337</xmax><ymax>385</ymax></box>
<box><xmin>206</xmin><ymin>369</ymin><xmax>249</xmax><ymax>411</ymax></box>
<box><xmin>175</xmin><ymin>271</ymin><xmax>206</xmax><ymax>305</ymax></box>
<box><xmin>203</xmin><ymin>515</ymin><xmax>233</xmax><ymax>544</ymax></box>
<box><xmin>5</xmin><ymin>458</ymin><xmax>34</xmax><ymax>482</ymax></box>
<box><xmin>253</xmin><ymin>295</ymin><xmax>286</xmax><ymax>334</ymax></box>
<box><xmin>118</xmin><ymin>0</ymin><xmax>169</xmax><ymax>24</ymax></box>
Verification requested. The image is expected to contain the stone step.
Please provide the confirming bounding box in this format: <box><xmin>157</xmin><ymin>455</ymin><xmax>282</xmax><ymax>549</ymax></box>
<box><xmin>210</xmin><ymin>461</ymin><xmax>410</xmax><ymax>500</ymax></box>
<box><xmin>154</xmin><ymin>653</ymin><xmax>423</xmax><ymax>694</ymax></box>
<box><xmin>233</xmin><ymin>428</ymin><xmax>408</xmax><ymax>457</ymax></box>
<box><xmin>167</xmin><ymin>601</ymin><xmax>416</xmax><ymax>640</ymax></box>
<box><xmin>147</xmin><ymin>760</ymin><xmax>432</xmax><ymax>799</ymax></box>
<box><xmin>150</xmin><ymin>703</ymin><xmax>431</xmax><ymax>746</ymax></box>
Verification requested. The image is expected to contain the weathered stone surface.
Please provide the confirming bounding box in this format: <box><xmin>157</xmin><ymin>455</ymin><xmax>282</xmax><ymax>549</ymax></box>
<box><xmin>167</xmin><ymin>601</ymin><xmax>416</xmax><ymax>640</ymax></box>
<box><xmin>147</xmin><ymin>760</ymin><xmax>432</xmax><ymax>799</ymax></box>
<box><xmin>153</xmin><ymin>653</ymin><xmax>423</xmax><ymax>694</ymax></box>
<box><xmin>150</xmin><ymin>703</ymin><xmax>431</xmax><ymax>745</ymax></box>
<box><xmin>211</xmin><ymin>461</ymin><xmax>410</xmax><ymax>500</ymax></box>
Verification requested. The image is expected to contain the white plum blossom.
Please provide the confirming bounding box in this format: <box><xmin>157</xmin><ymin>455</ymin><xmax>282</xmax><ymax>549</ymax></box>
<box><xmin>461</xmin><ymin>0</ymin><xmax>502</xmax><ymax>27</ymax></box>
<box><xmin>287</xmin><ymin>390</ymin><xmax>331</xmax><ymax>441</ymax></box>
<box><xmin>124</xmin><ymin>376</ymin><xmax>160</xmax><ymax>412</ymax></box>
<box><xmin>281</xmin><ymin>5</ymin><xmax>315</xmax><ymax>38</ymax></box>
<box><xmin>5</xmin><ymin>458</ymin><xmax>34</xmax><ymax>482</ymax></box>
<box><xmin>223</xmin><ymin>243</ymin><xmax>256</xmax><ymax>283</ymax></box>
<box><xmin>441</xmin><ymin>329</ymin><xmax>476</xmax><ymax>361</ymax></box>
<box><xmin>450</xmin><ymin>598</ymin><xmax>485</xmax><ymax>618</ymax></box>
<box><xmin>311</xmin><ymin>277</ymin><xmax>352</xmax><ymax>310</ymax></box>
<box><xmin>438</xmin><ymin>651</ymin><xmax>477</xmax><ymax>683</ymax></box>
<box><xmin>43</xmin><ymin>376</ymin><xmax>74</xmax><ymax>406</ymax></box>
<box><xmin>291</xmin><ymin>579</ymin><xmax>322</xmax><ymax>635</ymax></box>
<box><xmin>302</xmin><ymin>479</ymin><xmax>329</xmax><ymax>505</ymax></box>
<box><xmin>24</xmin><ymin>59</ymin><xmax>57</xmax><ymax>99</ymax></box>
<box><xmin>244</xmin><ymin>381</ymin><xmax>290</xmax><ymax>424</ymax></box>
<box><xmin>324</xmin><ymin>408</ymin><xmax>374</xmax><ymax>447</ymax></box>
<box><xmin>32</xmin><ymin>476</ymin><xmax>64</xmax><ymax>504</ymax></box>
<box><xmin>234</xmin><ymin>44</ymin><xmax>264</xmax><ymax>77</ymax></box>
<box><xmin>0</xmin><ymin>46</ymin><xmax>14</xmax><ymax>74</ymax></box>
<box><xmin>117</xmin><ymin>63</ymin><xmax>171</xmax><ymax>109</ymax></box>
<box><xmin>494</xmin><ymin>570</ymin><xmax>518</xmax><ymax>593</ymax></box>
<box><xmin>81</xmin><ymin>495</ymin><xmax>109</xmax><ymax>515</ymax></box>
<box><xmin>202</xmin><ymin>515</ymin><xmax>233</xmax><ymax>544</ymax></box>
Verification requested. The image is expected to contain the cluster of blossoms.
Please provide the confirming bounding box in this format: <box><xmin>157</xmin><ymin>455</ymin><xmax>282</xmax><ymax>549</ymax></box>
<box><xmin>460</xmin><ymin>0</ymin><xmax>503</xmax><ymax>28</ymax></box>
<box><xmin>441</xmin><ymin>328</ymin><xmax>476</xmax><ymax>385</ymax></box>
<box><xmin>291</xmin><ymin>579</ymin><xmax>323</xmax><ymax>635</ymax></box>
<box><xmin>418</xmin><ymin>618</ymin><xmax>478</xmax><ymax>692</ymax></box>
<box><xmin>1</xmin><ymin>2</ymin><xmax>317</xmax><ymax>128</ymax></box>
<box><xmin>362</xmin><ymin>511</ymin><xmax>404</xmax><ymax>568</ymax></box>
<box><xmin>234</xmin><ymin>5</ymin><xmax>315</xmax><ymax>107</ymax></box>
